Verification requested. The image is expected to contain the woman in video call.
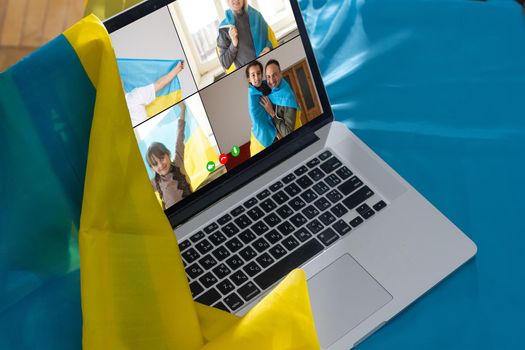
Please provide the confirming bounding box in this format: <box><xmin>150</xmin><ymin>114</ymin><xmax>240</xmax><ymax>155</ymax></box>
<box><xmin>217</xmin><ymin>0</ymin><xmax>277</xmax><ymax>74</ymax></box>
<box><xmin>146</xmin><ymin>102</ymin><xmax>191</xmax><ymax>210</ymax></box>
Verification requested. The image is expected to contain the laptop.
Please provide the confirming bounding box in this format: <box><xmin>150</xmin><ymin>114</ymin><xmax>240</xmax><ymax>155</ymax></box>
<box><xmin>104</xmin><ymin>0</ymin><xmax>477</xmax><ymax>348</ymax></box>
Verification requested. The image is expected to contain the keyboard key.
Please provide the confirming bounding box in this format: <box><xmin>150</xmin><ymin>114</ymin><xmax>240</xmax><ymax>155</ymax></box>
<box><xmin>179</xmin><ymin>240</ymin><xmax>191</xmax><ymax>252</ymax></box>
<box><xmin>264</xmin><ymin>213</ymin><xmax>281</xmax><ymax>227</ymax></box>
<box><xmin>302</xmin><ymin>205</ymin><xmax>320</xmax><ymax>219</ymax></box>
<box><xmin>212</xmin><ymin>263</ymin><xmax>231</xmax><ymax>279</ymax></box>
<box><xmin>225</xmin><ymin>237</ymin><xmax>243</xmax><ymax>252</ymax></box>
<box><xmin>313</xmin><ymin>181</ymin><xmax>329</xmax><ymax>195</ymax></box>
<box><xmin>238</xmin><ymin>282</ymin><xmax>261</xmax><ymax>302</ymax></box>
<box><xmin>256</xmin><ymin>253</ymin><xmax>275</xmax><ymax>268</ymax></box>
<box><xmin>260</xmin><ymin>198</ymin><xmax>277</xmax><ymax>213</ymax></box>
<box><xmin>204</xmin><ymin>223</ymin><xmax>219</xmax><ymax>234</ymax></box>
<box><xmin>234</xmin><ymin>214</ymin><xmax>252</xmax><ymax>229</ymax></box>
<box><xmin>254</xmin><ymin>239</ymin><xmax>324</xmax><ymax>290</ymax></box>
<box><xmin>199</xmin><ymin>255</ymin><xmax>218</xmax><ymax>270</ymax></box>
<box><xmin>256</xmin><ymin>189</ymin><xmax>271</xmax><ymax>200</ymax></box>
<box><xmin>282</xmin><ymin>236</ymin><xmax>300</xmax><ymax>251</ymax></box>
<box><xmin>247</xmin><ymin>207</ymin><xmax>265</xmax><ymax>221</ymax></box>
<box><xmin>196</xmin><ymin>288</ymin><xmax>221</xmax><ymax>305</ymax></box>
<box><xmin>209</xmin><ymin>231</ymin><xmax>227</xmax><ymax>245</ymax></box>
<box><xmin>226</xmin><ymin>254</ymin><xmax>245</xmax><ymax>270</ymax></box>
<box><xmin>190</xmin><ymin>231</ymin><xmax>205</xmax><ymax>243</ymax></box>
<box><xmin>333</xmin><ymin>220</ymin><xmax>352</xmax><ymax>236</ymax></box>
<box><xmin>252</xmin><ymin>221</ymin><xmax>269</xmax><ymax>235</ymax></box>
<box><xmin>284</xmin><ymin>183</ymin><xmax>301</xmax><ymax>197</ymax></box>
<box><xmin>318</xmin><ymin>228</ymin><xmax>339</xmax><ymax>246</ymax></box>
<box><xmin>306</xmin><ymin>219</ymin><xmax>324</xmax><ymax>234</ymax></box>
<box><xmin>213</xmin><ymin>302</ymin><xmax>228</xmax><ymax>312</ymax></box>
<box><xmin>338</xmin><ymin>176</ymin><xmax>364</xmax><ymax>195</ymax></box>
<box><xmin>216</xmin><ymin>279</ymin><xmax>235</xmax><ymax>295</ymax></box>
<box><xmin>186</xmin><ymin>263</ymin><xmax>204</xmax><ymax>279</ymax></box>
<box><xmin>243</xmin><ymin>262</ymin><xmax>262</xmax><ymax>277</ymax></box>
<box><xmin>238</xmin><ymin>229</ymin><xmax>257</xmax><ymax>244</ymax></box>
<box><xmin>224</xmin><ymin>293</ymin><xmax>243</xmax><ymax>311</ymax></box>
<box><xmin>294</xmin><ymin>228</ymin><xmax>312</xmax><ymax>242</ymax></box>
<box><xmin>264</xmin><ymin>229</ymin><xmax>283</xmax><ymax>244</ymax></box>
<box><xmin>272</xmin><ymin>191</ymin><xmax>290</xmax><ymax>205</ymax></box>
<box><xmin>199</xmin><ymin>272</ymin><xmax>218</xmax><ymax>288</ymax></box>
<box><xmin>301</xmin><ymin>189</ymin><xmax>318</xmax><ymax>203</ymax></box>
<box><xmin>336</xmin><ymin>166</ymin><xmax>353</xmax><ymax>180</ymax></box>
<box><xmin>195</xmin><ymin>239</ymin><xmax>213</xmax><ymax>254</ymax></box>
<box><xmin>297</xmin><ymin>175</ymin><xmax>313</xmax><ymax>189</ymax></box>
<box><xmin>373</xmin><ymin>200</ymin><xmax>387</xmax><ymax>212</ymax></box>
<box><xmin>252</xmin><ymin>237</ymin><xmax>270</xmax><ymax>253</ymax></box>
<box><xmin>350</xmin><ymin>216</ymin><xmax>364</xmax><ymax>228</ymax></box>
<box><xmin>314</xmin><ymin>197</ymin><xmax>331</xmax><ymax>211</ymax></box>
<box><xmin>327</xmin><ymin>189</ymin><xmax>343</xmax><ymax>203</ymax></box>
<box><xmin>289</xmin><ymin>196</ymin><xmax>306</xmax><ymax>210</ymax></box>
<box><xmin>230</xmin><ymin>270</ymin><xmax>249</xmax><ymax>286</ymax></box>
<box><xmin>320</xmin><ymin>157</ymin><xmax>342</xmax><ymax>174</ymax></box>
<box><xmin>244</xmin><ymin>197</ymin><xmax>258</xmax><ymax>209</ymax></box>
<box><xmin>269</xmin><ymin>244</ymin><xmax>287</xmax><ymax>260</ymax></box>
<box><xmin>356</xmin><ymin>204</ymin><xmax>373</xmax><ymax>216</ymax></box>
<box><xmin>231</xmin><ymin>205</ymin><xmax>245</xmax><ymax>217</ymax></box>
<box><xmin>211</xmin><ymin>246</ymin><xmax>231</xmax><ymax>261</ymax></box>
<box><xmin>282</xmin><ymin>173</ymin><xmax>296</xmax><ymax>184</ymax></box>
<box><xmin>308</xmin><ymin>168</ymin><xmax>325</xmax><ymax>181</ymax></box>
<box><xmin>294</xmin><ymin>165</ymin><xmax>308</xmax><ymax>176</ymax></box>
<box><xmin>290</xmin><ymin>213</ymin><xmax>307</xmax><ymax>228</ymax></box>
<box><xmin>361</xmin><ymin>209</ymin><xmax>375</xmax><ymax>220</ymax></box>
<box><xmin>190</xmin><ymin>281</ymin><xmax>204</xmax><ymax>297</ymax></box>
<box><xmin>307</xmin><ymin>158</ymin><xmax>321</xmax><ymax>168</ymax></box>
<box><xmin>277</xmin><ymin>221</ymin><xmax>295</xmax><ymax>236</ymax></box>
<box><xmin>182</xmin><ymin>248</ymin><xmax>200</xmax><ymax>264</ymax></box>
<box><xmin>239</xmin><ymin>246</ymin><xmax>257</xmax><ymax>262</ymax></box>
<box><xmin>325</xmin><ymin>174</ymin><xmax>342</xmax><ymax>187</ymax></box>
<box><xmin>276</xmin><ymin>204</ymin><xmax>293</xmax><ymax>219</ymax></box>
<box><xmin>319</xmin><ymin>150</ymin><xmax>332</xmax><ymax>161</ymax></box>
<box><xmin>217</xmin><ymin>214</ymin><xmax>232</xmax><ymax>226</ymax></box>
<box><xmin>331</xmin><ymin>203</ymin><xmax>348</xmax><ymax>218</ymax></box>
<box><xmin>270</xmin><ymin>181</ymin><xmax>283</xmax><ymax>192</ymax></box>
<box><xmin>343</xmin><ymin>186</ymin><xmax>374</xmax><ymax>209</ymax></box>
<box><xmin>319</xmin><ymin>212</ymin><xmax>336</xmax><ymax>226</ymax></box>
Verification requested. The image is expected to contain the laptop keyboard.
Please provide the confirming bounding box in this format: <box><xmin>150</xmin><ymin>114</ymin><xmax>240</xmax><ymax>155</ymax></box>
<box><xmin>179</xmin><ymin>150</ymin><xmax>388</xmax><ymax>313</ymax></box>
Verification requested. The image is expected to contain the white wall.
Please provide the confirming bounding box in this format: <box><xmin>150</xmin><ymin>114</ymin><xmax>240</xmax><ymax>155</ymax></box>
<box><xmin>200</xmin><ymin>36</ymin><xmax>307</xmax><ymax>153</ymax></box>
<box><xmin>110</xmin><ymin>7</ymin><xmax>198</xmax><ymax>101</ymax></box>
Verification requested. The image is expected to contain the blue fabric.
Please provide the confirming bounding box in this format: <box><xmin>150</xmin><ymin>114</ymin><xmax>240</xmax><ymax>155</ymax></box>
<box><xmin>248</xmin><ymin>83</ymin><xmax>277</xmax><ymax>148</ymax></box>
<box><xmin>269</xmin><ymin>79</ymin><xmax>301</xmax><ymax>110</ymax></box>
<box><xmin>220</xmin><ymin>5</ymin><xmax>273</xmax><ymax>56</ymax></box>
<box><xmin>117</xmin><ymin>58</ymin><xmax>182</xmax><ymax>96</ymax></box>
<box><xmin>298</xmin><ymin>0</ymin><xmax>525</xmax><ymax>348</ymax></box>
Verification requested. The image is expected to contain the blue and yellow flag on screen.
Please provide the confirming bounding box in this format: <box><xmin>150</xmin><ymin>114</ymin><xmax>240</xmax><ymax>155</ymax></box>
<box><xmin>0</xmin><ymin>14</ymin><xmax>319</xmax><ymax>350</ymax></box>
<box><xmin>118</xmin><ymin>58</ymin><xmax>183</xmax><ymax>118</ymax></box>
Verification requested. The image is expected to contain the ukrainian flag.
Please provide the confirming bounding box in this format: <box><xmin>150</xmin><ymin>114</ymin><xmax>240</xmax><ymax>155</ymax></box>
<box><xmin>118</xmin><ymin>58</ymin><xmax>183</xmax><ymax>118</ymax></box>
<box><xmin>248</xmin><ymin>84</ymin><xmax>278</xmax><ymax>157</ymax></box>
<box><xmin>218</xmin><ymin>5</ymin><xmax>278</xmax><ymax>74</ymax></box>
<box><xmin>1</xmin><ymin>14</ymin><xmax>319</xmax><ymax>350</ymax></box>
<box><xmin>269</xmin><ymin>79</ymin><xmax>303</xmax><ymax>130</ymax></box>
<box><xmin>137</xmin><ymin>103</ymin><xmax>219</xmax><ymax>192</ymax></box>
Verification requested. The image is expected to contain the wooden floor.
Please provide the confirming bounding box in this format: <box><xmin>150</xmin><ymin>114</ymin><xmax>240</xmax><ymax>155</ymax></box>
<box><xmin>0</xmin><ymin>0</ymin><xmax>85</xmax><ymax>72</ymax></box>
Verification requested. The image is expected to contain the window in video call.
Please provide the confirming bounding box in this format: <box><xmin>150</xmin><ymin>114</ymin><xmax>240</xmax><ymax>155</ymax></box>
<box><xmin>110</xmin><ymin>0</ymin><xmax>323</xmax><ymax>211</ymax></box>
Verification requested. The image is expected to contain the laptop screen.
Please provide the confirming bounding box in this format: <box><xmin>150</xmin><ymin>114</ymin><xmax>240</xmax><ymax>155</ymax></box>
<box><xmin>108</xmin><ymin>0</ymin><xmax>325</xmax><ymax>213</ymax></box>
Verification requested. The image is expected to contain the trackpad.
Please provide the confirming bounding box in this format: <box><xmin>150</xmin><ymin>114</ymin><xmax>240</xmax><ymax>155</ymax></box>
<box><xmin>308</xmin><ymin>254</ymin><xmax>392</xmax><ymax>348</ymax></box>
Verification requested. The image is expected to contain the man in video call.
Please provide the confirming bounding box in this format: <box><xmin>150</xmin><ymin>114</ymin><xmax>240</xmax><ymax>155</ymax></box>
<box><xmin>217</xmin><ymin>0</ymin><xmax>277</xmax><ymax>74</ymax></box>
<box><xmin>259</xmin><ymin>59</ymin><xmax>299</xmax><ymax>139</ymax></box>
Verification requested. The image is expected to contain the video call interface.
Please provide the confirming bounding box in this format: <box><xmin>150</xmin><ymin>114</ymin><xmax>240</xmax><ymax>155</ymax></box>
<box><xmin>110</xmin><ymin>0</ymin><xmax>323</xmax><ymax>210</ymax></box>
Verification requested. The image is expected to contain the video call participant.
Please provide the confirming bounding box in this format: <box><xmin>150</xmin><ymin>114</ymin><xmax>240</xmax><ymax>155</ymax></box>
<box><xmin>217</xmin><ymin>0</ymin><xmax>277</xmax><ymax>74</ymax></box>
<box><xmin>246</xmin><ymin>61</ymin><xmax>278</xmax><ymax>157</ymax></box>
<box><xmin>125</xmin><ymin>61</ymin><xmax>184</xmax><ymax>126</ymax></box>
<box><xmin>260</xmin><ymin>59</ymin><xmax>302</xmax><ymax>139</ymax></box>
<box><xmin>146</xmin><ymin>102</ymin><xmax>191</xmax><ymax>210</ymax></box>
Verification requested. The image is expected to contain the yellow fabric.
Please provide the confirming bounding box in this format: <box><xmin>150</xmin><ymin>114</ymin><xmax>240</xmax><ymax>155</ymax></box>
<box><xmin>184</xmin><ymin>127</ymin><xmax>219</xmax><ymax>191</ymax></box>
<box><xmin>66</xmin><ymin>15</ymin><xmax>320</xmax><ymax>350</ymax></box>
<box><xmin>84</xmin><ymin>0</ymin><xmax>143</xmax><ymax>20</ymax></box>
<box><xmin>268</xmin><ymin>26</ymin><xmax>278</xmax><ymax>50</ymax></box>
<box><xmin>295</xmin><ymin>110</ymin><xmax>303</xmax><ymax>130</ymax></box>
<box><xmin>145</xmin><ymin>89</ymin><xmax>182</xmax><ymax>118</ymax></box>
<box><xmin>250</xmin><ymin>131</ymin><xmax>267</xmax><ymax>157</ymax></box>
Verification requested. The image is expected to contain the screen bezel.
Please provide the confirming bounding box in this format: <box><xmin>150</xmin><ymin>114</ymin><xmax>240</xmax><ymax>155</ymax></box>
<box><xmin>104</xmin><ymin>0</ymin><xmax>334</xmax><ymax>227</ymax></box>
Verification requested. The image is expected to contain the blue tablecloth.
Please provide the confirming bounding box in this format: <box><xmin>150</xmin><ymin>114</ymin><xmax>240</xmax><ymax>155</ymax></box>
<box><xmin>299</xmin><ymin>0</ymin><xmax>525</xmax><ymax>348</ymax></box>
